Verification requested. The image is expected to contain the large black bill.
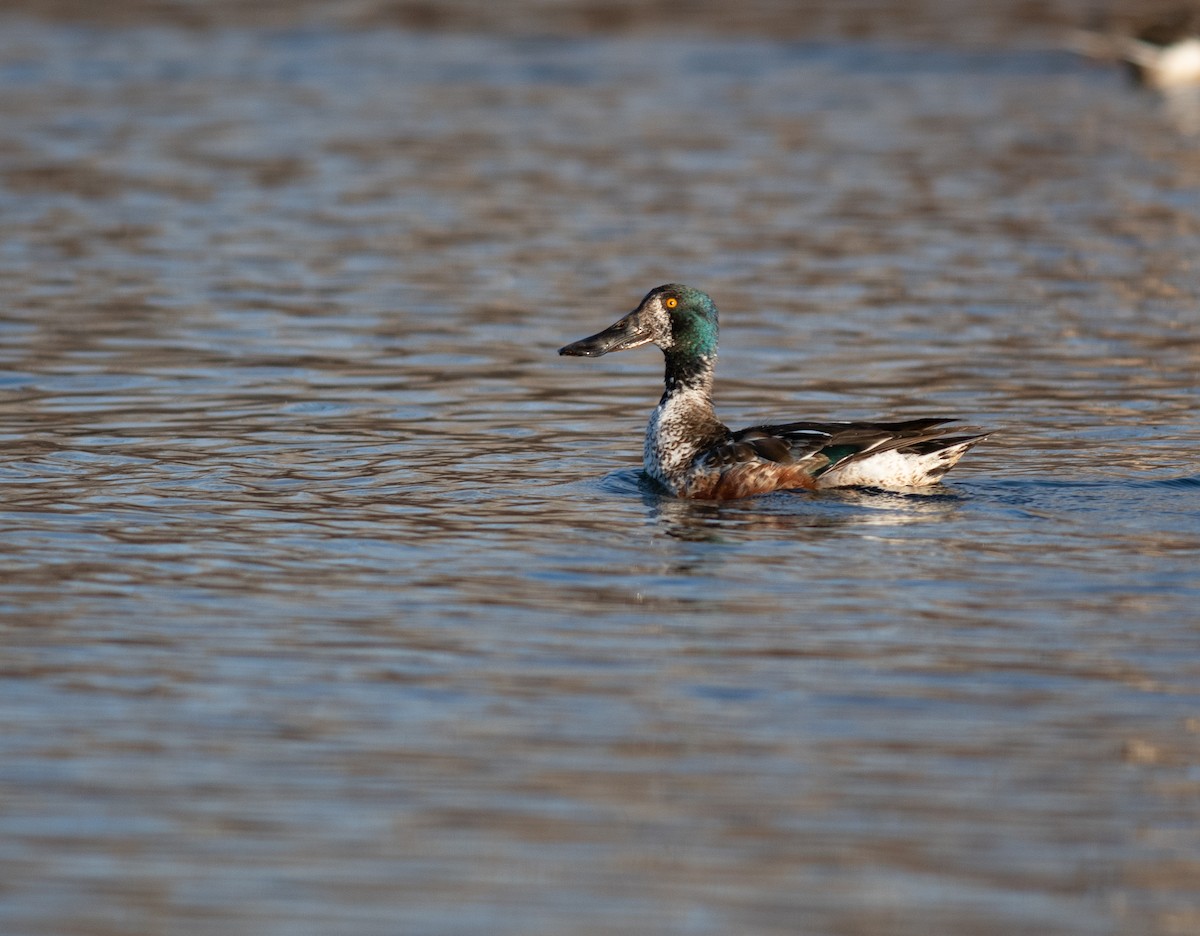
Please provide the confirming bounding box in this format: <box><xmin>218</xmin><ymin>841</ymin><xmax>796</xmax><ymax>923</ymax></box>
<box><xmin>558</xmin><ymin>315</ymin><xmax>650</xmax><ymax>357</ymax></box>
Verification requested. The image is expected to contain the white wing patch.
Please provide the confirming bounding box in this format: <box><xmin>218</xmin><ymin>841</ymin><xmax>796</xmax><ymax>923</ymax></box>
<box><xmin>816</xmin><ymin>440</ymin><xmax>979</xmax><ymax>489</ymax></box>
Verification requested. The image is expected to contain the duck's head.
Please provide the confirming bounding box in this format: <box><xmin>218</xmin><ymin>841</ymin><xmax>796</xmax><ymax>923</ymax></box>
<box><xmin>559</xmin><ymin>284</ymin><xmax>719</xmax><ymax>359</ymax></box>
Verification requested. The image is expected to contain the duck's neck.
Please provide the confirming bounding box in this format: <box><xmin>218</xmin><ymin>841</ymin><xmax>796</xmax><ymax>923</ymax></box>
<box><xmin>643</xmin><ymin>350</ymin><xmax>728</xmax><ymax>492</ymax></box>
<box><xmin>661</xmin><ymin>349</ymin><xmax>716</xmax><ymax>405</ymax></box>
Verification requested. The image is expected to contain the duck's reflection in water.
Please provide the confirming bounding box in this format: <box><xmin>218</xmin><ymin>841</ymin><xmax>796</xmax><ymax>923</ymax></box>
<box><xmin>640</xmin><ymin>474</ymin><xmax>970</xmax><ymax>543</ymax></box>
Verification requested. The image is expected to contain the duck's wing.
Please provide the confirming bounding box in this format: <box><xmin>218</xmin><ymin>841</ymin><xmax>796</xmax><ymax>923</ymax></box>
<box><xmin>804</xmin><ymin>418</ymin><xmax>990</xmax><ymax>488</ymax></box>
<box><xmin>701</xmin><ymin>424</ymin><xmax>833</xmax><ymax>470</ymax></box>
<box><xmin>685</xmin><ymin>426</ymin><xmax>831</xmax><ymax>499</ymax></box>
<box><xmin>702</xmin><ymin>418</ymin><xmax>988</xmax><ymax>489</ymax></box>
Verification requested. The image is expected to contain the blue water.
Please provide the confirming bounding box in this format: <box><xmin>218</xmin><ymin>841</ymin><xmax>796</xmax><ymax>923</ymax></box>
<box><xmin>0</xmin><ymin>19</ymin><xmax>1198</xmax><ymax>936</ymax></box>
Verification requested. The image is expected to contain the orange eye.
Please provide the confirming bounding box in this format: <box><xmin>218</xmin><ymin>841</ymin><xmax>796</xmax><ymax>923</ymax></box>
<box><xmin>665</xmin><ymin>297</ymin><xmax>678</xmax><ymax>309</ymax></box>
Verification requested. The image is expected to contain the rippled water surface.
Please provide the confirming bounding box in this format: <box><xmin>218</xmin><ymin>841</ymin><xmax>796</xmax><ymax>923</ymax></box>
<box><xmin>2</xmin><ymin>17</ymin><xmax>1199</xmax><ymax>936</ymax></box>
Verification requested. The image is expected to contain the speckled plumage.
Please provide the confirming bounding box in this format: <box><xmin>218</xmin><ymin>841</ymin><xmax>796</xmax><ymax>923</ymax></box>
<box><xmin>559</xmin><ymin>284</ymin><xmax>988</xmax><ymax>500</ymax></box>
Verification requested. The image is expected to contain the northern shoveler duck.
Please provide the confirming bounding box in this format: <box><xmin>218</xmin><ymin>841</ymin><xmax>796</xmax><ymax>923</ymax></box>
<box><xmin>1070</xmin><ymin>9</ymin><xmax>1200</xmax><ymax>89</ymax></box>
<box><xmin>559</xmin><ymin>284</ymin><xmax>988</xmax><ymax>500</ymax></box>
<box><xmin>1129</xmin><ymin>10</ymin><xmax>1200</xmax><ymax>88</ymax></box>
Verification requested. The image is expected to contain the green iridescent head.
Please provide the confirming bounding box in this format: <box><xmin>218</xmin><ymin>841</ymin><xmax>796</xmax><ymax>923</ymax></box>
<box><xmin>558</xmin><ymin>283</ymin><xmax>719</xmax><ymax>361</ymax></box>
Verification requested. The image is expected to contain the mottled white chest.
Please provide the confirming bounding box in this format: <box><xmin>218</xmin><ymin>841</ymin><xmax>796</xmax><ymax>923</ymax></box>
<box><xmin>643</xmin><ymin>387</ymin><xmax>713</xmax><ymax>490</ymax></box>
